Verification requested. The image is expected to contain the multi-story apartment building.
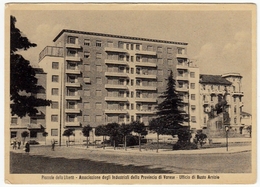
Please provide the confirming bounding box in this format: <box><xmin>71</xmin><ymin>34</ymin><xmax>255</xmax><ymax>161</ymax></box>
<box><xmin>199</xmin><ymin>73</ymin><xmax>244</xmax><ymax>132</ymax></box>
<box><xmin>10</xmin><ymin>68</ymin><xmax>47</xmax><ymax>144</ymax></box>
<box><xmin>38</xmin><ymin>29</ymin><xmax>198</xmax><ymax>144</ymax></box>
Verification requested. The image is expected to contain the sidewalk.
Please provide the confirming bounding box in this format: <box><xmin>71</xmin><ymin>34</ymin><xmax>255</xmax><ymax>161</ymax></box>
<box><xmin>74</xmin><ymin>144</ymin><xmax>251</xmax><ymax>155</ymax></box>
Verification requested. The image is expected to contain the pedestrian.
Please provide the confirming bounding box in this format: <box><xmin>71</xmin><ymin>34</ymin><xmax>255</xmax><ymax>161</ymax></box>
<box><xmin>17</xmin><ymin>139</ymin><xmax>21</xmax><ymax>149</ymax></box>
<box><xmin>51</xmin><ymin>139</ymin><xmax>55</xmax><ymax>151</ymax></box>
<box><xmin>25</xmin><ymin>141</ymin><xmax>30</xmax><ymax>153</ymax></box>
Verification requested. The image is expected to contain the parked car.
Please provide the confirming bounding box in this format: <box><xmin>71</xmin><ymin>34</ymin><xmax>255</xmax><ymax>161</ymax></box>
<box><xmin>28</xmin><ymin>140</ymin><xmax>39</xmax><ymax>145</ymax></box>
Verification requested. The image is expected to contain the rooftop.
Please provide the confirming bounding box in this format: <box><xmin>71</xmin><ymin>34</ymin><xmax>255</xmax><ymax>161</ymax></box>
<box><xmin>53</xmin><ymin>29</ymin><xmax>188</xmax><ymax>45</ymax></box>
<box><xmin>199</xmin><ymin>74</ymin><xmax>232</xmax><ymax>85</ymax></box>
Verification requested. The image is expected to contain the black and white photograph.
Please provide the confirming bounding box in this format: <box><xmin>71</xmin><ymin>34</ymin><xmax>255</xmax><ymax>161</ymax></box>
<box><xmin>4</xmin><ymin>3</ymin><xmax>256</xmax><ymax>184</ymax></box>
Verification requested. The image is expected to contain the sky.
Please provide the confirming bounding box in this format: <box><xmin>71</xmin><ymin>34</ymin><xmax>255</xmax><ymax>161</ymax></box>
<box><xmin>8</xmin><ymin>4</ymin><xmax>255</xmax><ymax>114</ymax></box>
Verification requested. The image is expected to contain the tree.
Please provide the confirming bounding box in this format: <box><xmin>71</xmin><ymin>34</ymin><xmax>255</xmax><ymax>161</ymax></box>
<box><xmin>106</xmin><ymin>123</ymin><xmax>120</xmax><ymax>150</ymax></box>
<box><xmin>156</xmin><ymin>70</ymin><xmax>188</xmax><ymax>140</ymax></box>
<box><xmin>149</xmin><ymin>118</ymin><xmax>167</xmax><ymax>153</ymax></box>
<box><xmin>21</xmin><ymin>131</ymin><xmax>29</xmax><ymax>145</ymax></box>
<box><xmin>62</xmin><ymin>129</ymin><xmax>74</xmax><ymax>146</ymax></box>
<box><xmin>95</xmin><ymin>125</ymin><xmax>108</xmax><ymax>149</ymax></box>
<box><xmin>119</xmin><ymin>123</ymin><xmax>132</xmax><ymax>151</ymax></box>
<box><xmin>42</xmin><ymin>131</ymin><xmax>48</xmax><ymax>145</ymax></box>
<box><xmin>131</xmin><ymin>121</ymin><xmax>148</xmax><ymax>152</ymax></box>
<box><xmin>82</xmin><ymin>125</ymin><xmax>93</xmax><ymax>148</ymax></box>
<box><xmin>10</xmin><ymin>15</ymin><xmax>51</xmax><ymax>117</ymax></box>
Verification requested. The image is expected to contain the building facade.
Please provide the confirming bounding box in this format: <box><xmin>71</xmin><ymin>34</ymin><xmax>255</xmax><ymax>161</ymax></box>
<box><xmin>199</xmin><ymin>73</ymin><xmax>244</xmax><ymax>132</ymax></box>
<box><xmin>10</xmin><ymin>68</ymin><xmax>47</xmax><ymax>144</ymax></box>
<box><xmin>38</xmin><ymin>29</ymin><xmax>199</xmax><ymax>144</ymax></box>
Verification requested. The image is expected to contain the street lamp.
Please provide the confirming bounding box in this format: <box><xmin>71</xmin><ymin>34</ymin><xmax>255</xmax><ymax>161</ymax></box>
<box><xmin>225</xmin><ymin>125</ymin><xmax>229</xmax><ymax>151</ymax></box>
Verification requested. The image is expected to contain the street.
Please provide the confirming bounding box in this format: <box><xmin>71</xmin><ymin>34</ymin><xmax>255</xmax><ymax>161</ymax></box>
<box><xmin>9</xmin><ymin>145</ymin><xmax>251</xmax><ymax>174</ymax></box>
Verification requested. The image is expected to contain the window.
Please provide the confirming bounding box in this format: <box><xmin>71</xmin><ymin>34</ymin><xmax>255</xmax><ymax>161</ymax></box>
<box><xmin>30</xmin><ymin>131</ymin><xmax>37</xmax><ymax>138</ymax></box>
<box><xmin>119</xmin><ymin>116</ymin><xmax>124</xmax><ymax>123</ymax></box>
<box><xmin>202</xmin><ymin>84</ymin><xmax>206</xmax><ymax>90</ymax></box>
<box><xmin>84</xmin><ymin>39</ymin><xmax>90</xmax><ymax>46</ymax></box>
<box><xmin>51</xmin><ymin>129</ymin><xmax>58</xmax><ymax>136</ymax></box>
<box><xmin>147</xmin><ymin>46</ymin><xmax>153</xmax><ymax>51</ymax></box>
<box><xmin>84</xmin><ymin>102</ymin><xmax>90</xmax><ymax>109</ymax></box>
<box><xmin>67</xmin><ymin>50</ymin><xmax>77</xmax><ymax>56</ymax></box>
<box><xmin>126</xmin><ymin>44</ymin><xmax>129</xmax><ymax>50</ymax></box>
<box><xmin>11</xmin><ymin>117</ymin><xmax>17</xmax><ymax>124</ymax></box>
<box><xmin>203</xmin><ymin>95</ymin><xmax>206</xmax><ymax>101</ymax></box>
<box><xmin>211</xmin><ymin>95</ymin><xmax>214</xmax><ymax>101</ymax></box>
<box><xmin>157</xmin><ymin>46</ymin><xmax>162</xmax><ymax>53</ymax></box>
<box><xmin>84</xmin><ymin>51</ymin><xmax>90</xmax><ymax>58</ymax></box>
<box><xmin>190</xmin><ymin>72</ymin><xmax>195</xmax><ymax>78</ymax></box>
<box><xmin>130</xmin><ymin>44</ymin><xmax>134</xmax><ymax>50</ymax></box>
<box><xmin>107</xmin><ymin>41</ymin><xmax>113</xmax><ymax>47</ymax></box>
<box><xmin>136</xmin><ymin>79</ymin><xmax>141</xmax><ymax>86</ymax></box>
<box><xmin>67</xmin><ymin>114</ymin><xmax>76</xmax><ymax>122</ymax></box>
<box><xmin>96</xmin><ymin>53</ymin><xmax>102</xmax><ymax>59</ymax></box>
<box><xmin>51</xmin><ymin>115</ymin><xmax>58</xmax><ymax>122</ymax></box>
<box><xmin>204</xmin><ymin>117</ymin><xmax>207</xmax><ymax>123</ymax></box>
<box><xmin>131</xmin><ymin>56</ymin><xmax>134</xmax><ymax>62</ymax></box>
<box><xmin>191</xmin><ymin>116</ymin><xmax>196</xmax><ymax>122</ymax></box>
<box><xmin>52</xmin><ymin>75</ymin><xmax>59</xmax><ymax>82</ymax></box>
<box><xmin>191</xmin><ymin>105</ymin><xmax>196</xmax><ymax>110</ymax></box>
<box><xmin>118</xmin><ymin>41</ymin><xmax>124</xmax><ymax>48</ymax></box>
<box><xmin>191</xmin><ymin>94</ymin><xmax>195</xmax><ymax>100</ymax></box>
<box><xmin>131</xmin><ymin>104</ymin><xmax>134</xmax><ymax>110</ymax></box>
<box><xmin>234</xmin><ymin>97</ymin><xmax>236</xmax><ymax>102</ymax></box>
<box><xmin>126</xmin><ymin>55</ymin><xmax>129</xmax><ymax>62</ymax></box>
<box><xmin>96</xmin><ymin>40</ymin><xmax>102</xmax><ymax>47</ymax></box>
<box><xmin>96</xmin><ymin>77</ymin><xmax>102</xmax><ymax>84</ymax></box>
<box><xmin>84</xmin><ymin>89</ymin><xmax>90</xmax><ymax>96</ymax></box>
<box><xmin>84</xmin><ymin>64</ymin><xmax>90</xmax><ymax>71</ymax></box>
<box><xmin>31</xmin><ymin>118</ymin><xmax>37</xmax><ymax>124</ymax></box>
<box><xmin>96</xmin><ymin>90</ymin><xmax>102</xmax><ymax>96</ymax></box>
<box><xmin>136</xmin><ymin>56</ymin><xmax>141</xmax><ymax>62</ymax></box>
<box><xmin>136</xmin><ymin>91</ymin><xmax>141</xmax><ymax>98</ymax></box>
<box><xmin>190</xmin><ymin>83</ymin><xmax>195</xmax><ymax>89</ymax></box>
<box><xmin>68</xmin><ymin>101</ymin><xmax>76</xmax><ymax>109</ymax></box>
<box><xmin>126</xmin><ymin>91</ymin><xmax>129</xmax><ymax>97</ymax></box>
<box><xmin>131</xmin><ymin>115</ymin><xmax>134</xmax><ymax>122</ymax></box>
<box><xmin>126</xmin><ymin>115</ymin><xmax>130</xmax><ymax>122</ymax></box>
<box><xmin>83</xmin><ymin>115</ymin><xmax>90</xmax><ymax>122</ymax></box>
<box><xmin>131</xmin><ymin>79</ymin><xmax>134</xmax><ymax>86</ymax></box>
<box><xmin>136</xmin><ymin>68</ymin><xmax>141</xmax><ymax>74</ymax></box>
<box><xmin>178</xmin><ymin>48</ymin><xmax>185</xmax><ymax>54</ymax></box>
<box><xmin>131</xmin><ymin>91</ymin><xmax>134</xmax><ymax>98</ymax></box>
<box><xmin>96</xmin><ymin>65</ymin><xmax>102</xmax><ymax>72</ymax></box>
<box><xmin>96</xmin><ymin>115</ymin><xmax>102</xmax><ymax>122</ymax></box>
<box><xmin>167</xmin><ymin>59</ymin><xmax>173</xmax><ymax>65</ymax></box>
<box><xmin>51</xmin><ymin>88</ymin><xmax>59</xmax><ymax>95</ymax></box>
<box><xmin>136</xmin><ymin>44</ymin><xmax>140</xmax><ymax>50</ymax></box>
<box><xmin>157</xmin><ymin>58</ymin><xmax>163</xmax><ymax>64</ymax></box>
<box><xmin>52</xmin><ymin>62</ymin><xmax>59</xmax><ymax>69</ymax></box>
<box><xmin>234</xmin><ymin>107</ymin><xmax>237</xmax><ymax>114</ymax></box>
<box><xmin>136</xmin><ymin>115</ymin><xmax>141</xmax><ymax>122</ymax></box>
<box><xmin>67</xmin><ymin>36</ymin><xmax>77</xmax><ymax>44</ymax></box>
<box><xmin>95</xmin><ymin>102</ymin><xmax>102</xmax><ymax>109</ymax></box>
<box><xmin>119</xmin><ymin>103</ymin><xmax>124</xmax><ymax>110</ymax></box>
<box><xmin>51</xmin><ymin>101</ymin><xmax>59</xmax><ymax>109</ymax></box>
<box><xmin>11</xmin><ymin>131</ymin><xmax>17</xmax><ymax>138</ymax></box>
<box><xmin>167</xmin><ymin>48</ymin><xmax>172</xmax><ymax>54</ymax></box>
<box><xmin>234</xmin><ymin>117</ymin><xmax>237</xmax><ymax>124</ymax></box>
<box><xmin>119</xmin><ymin>91</ymin><xmax>124</xmax><ymax>97</ymax></box>
<box><xmin>158</xmin><ymin>81</ymin><xmax>163</xmax><ymax>87</ymax></box>
<box><xmin>158</xmin><ymin>69</ymin><xmax>163</xmax><ymax>75</ymax></box>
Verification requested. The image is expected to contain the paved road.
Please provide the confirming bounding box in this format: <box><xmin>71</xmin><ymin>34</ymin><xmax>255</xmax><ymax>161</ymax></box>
<box><xmin>9</xmin><ymin>145</ymin><xmax>251</xmax><ymax>174</ymax></box>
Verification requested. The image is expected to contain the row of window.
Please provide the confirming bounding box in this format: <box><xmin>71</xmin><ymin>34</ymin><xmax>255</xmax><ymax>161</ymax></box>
<box><xmin>67</xmin><ymin>36</ymin><xmax>186</xmax><ymax>54</ymax></box>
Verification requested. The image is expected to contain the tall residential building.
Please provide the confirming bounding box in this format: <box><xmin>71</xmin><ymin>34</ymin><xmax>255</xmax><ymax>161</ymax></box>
<box><xmin>199</xmin><ymin>73</ymin><xmax>244</xmax><ymax>131</ymax></box>
<box><xmin>10</xmin><ymin>68</ymin><xmax>47</xmax><ymax>144</ymax></box>
<box><xmin>38</xmin><ymin>29</ymin><xmax>197</xmax><ymax>144</ymax></box>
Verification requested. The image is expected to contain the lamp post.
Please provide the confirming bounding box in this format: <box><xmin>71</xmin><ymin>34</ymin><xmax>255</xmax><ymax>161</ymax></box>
<box><xmin>225</xmin><ymin>125</ymin><xmax>229</xmax><ymax>151</ymax></box>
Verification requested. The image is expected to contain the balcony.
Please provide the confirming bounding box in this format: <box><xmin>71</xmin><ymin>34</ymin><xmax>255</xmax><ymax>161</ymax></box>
<box><xmin>65</xmin><ymin>82</ymin><xmax>81</xmax><ymax>87</ymax></box>
<box><xmin>65</xmin><ymin>121</ymin><xmax>81</xmax><ymax>127</ymax></box>
<box><xmin>105</xmin><ymin>97</ymin><xmax>128</xmax><ymax>102</ymax></box>
<box><xmin>65</xmin><ymin>95</ymin><xmax>81</xmax><ymax>100</ymax></box>
<box><xmin>104</xmin><ymin>47</ymin><xmax>128</xmax><ymax>53</ymax></box>
<box><xmin>105</xmin><ymin>72</ymin><xmax>128</xmax><ymax>78</ymax></box>
<box><xmin>65</xmin><ymin>43</ymin><xmax>82</xmax><ymax>49</ymax></box>
<box><xmin>65</xmin><ymin>108</ymin><xmax>81</xmax><ymax>113</ymax></box>
<box><xmin>105</xmin><ymin>84</ymin><xmax>128</xmax><ymax>90</ymax></box>
<box><xmin>104</xmin><ymin>109</ymin><xmax>128</xmax><ymax>114</ymax></box>
<box><xmin>176</xmin><ymin>63</ymin><xmax>189</xmax><ymax>69</ymax></box>
<box><xmin>135</xmin><ymin>98</ymin><xmax>157</xmax><ymax>103</ymax></box>
<box><xmin>135</xmin><ymin>110</ymin><xmax>155</xmax><ymax>115</ymax></box>
<box><xmin>135</xmin><ymin>62</ymin><xmax>157</xmax><ymax>68</ymax></box>
<box><xmin>65</xmin><ymin>69</ymin><xmax>81</xmax><ymax>74</ymax></box>
<box><xmin>135</xmin><ymin>85</ymin><xmax>157</xmax><ymax>91</ymax></box>
<box><xmin>176</xmin><ymin>87</ymin><xmax>189</xmax><ymax>92</ymax></box>
<box><xmin>176</xmin><ymin>75</ymin><xmax>189</xmax><ymax>81</ymax></box>
<box><xmin>231</xmin><ymin>91</ymin><xmax>244</xmax><ymax>96</ymax></box>
<box><xmin>136</xmin><ymin>50</ymin><xmax>157</xmax><ymax>56</ymax></box>
<box><xmin>135</xmin><ymin>74</ymin><xmax>157</xmax><ymax>80</ymax></box>
<box><xmin>65</xmin><ymin>55</ymin><xmax>81</xmax><ymax>61</ymax></box>
<box><xmin>176</xmin><ymin>53</ymin><xmax>188</xmax><ymax>58</ymax></box>
<box><xmin>39</xmin><ymin>46</ymin><xmax>64</xmax><ymax>62</ymax></box>
<box><xmin>105</xmin><ymin>59</ymin><xmax>129</xmax><ymax>66</ymax></box>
